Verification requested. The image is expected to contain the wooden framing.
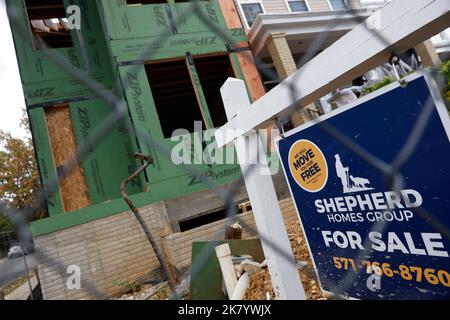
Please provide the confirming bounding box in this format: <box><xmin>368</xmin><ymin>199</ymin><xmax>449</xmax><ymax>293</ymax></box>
<box><xmin>185</xmin><ymin>53</ymin><xmax>215</xmax><ymax>129</ymax></box>
<box><xmin>218</xmin><ymin>0</ymin><xmax>243</xmax><ymax>29</ymax></box>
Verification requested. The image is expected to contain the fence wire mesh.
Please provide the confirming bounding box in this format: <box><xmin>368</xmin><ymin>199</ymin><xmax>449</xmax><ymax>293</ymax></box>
<box><xmin>1</xmin><ymin>0</ymin><xmax>449</xmax><ymax>300</ymax></box>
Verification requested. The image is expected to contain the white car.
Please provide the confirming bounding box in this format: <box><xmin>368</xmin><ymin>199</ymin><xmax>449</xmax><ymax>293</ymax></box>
<box><xmin>7</xmin><ymin>245</ymin><xmax>24</xmax><ymax>259</ymax></box>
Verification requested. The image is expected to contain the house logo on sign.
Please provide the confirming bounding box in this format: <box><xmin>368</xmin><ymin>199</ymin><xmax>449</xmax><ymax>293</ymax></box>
<box><xmin>334</xmin><ymin>154</ymin><xmax>374</xmax><ymax>194</ymax></box>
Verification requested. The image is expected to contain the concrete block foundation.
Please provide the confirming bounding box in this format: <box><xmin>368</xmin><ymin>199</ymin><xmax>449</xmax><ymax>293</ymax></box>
<box><xmin>35</xmin><ymin>197</ymin><xmax>300</xmax><ymax>300</ymax></box>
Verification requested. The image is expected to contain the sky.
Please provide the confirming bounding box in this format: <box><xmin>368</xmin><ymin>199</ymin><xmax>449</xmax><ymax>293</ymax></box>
<box><xmin>0</xmin><ymin>0</ymin><xmax>28</xmax><ymax>139</ymax></box>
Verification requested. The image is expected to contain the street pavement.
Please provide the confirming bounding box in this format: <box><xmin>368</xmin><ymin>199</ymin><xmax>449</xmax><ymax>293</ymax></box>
<box><xmin>0</xmin><ymin>254</ymin><xmax>38</xmax><ymax>288</ymax></box>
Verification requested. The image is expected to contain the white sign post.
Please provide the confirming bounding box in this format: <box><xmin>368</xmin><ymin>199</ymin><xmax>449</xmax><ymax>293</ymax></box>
<box><xmin>220</xmin><ymin>79</ymin><xmax>306</xmax><ymax>300</ymax></box>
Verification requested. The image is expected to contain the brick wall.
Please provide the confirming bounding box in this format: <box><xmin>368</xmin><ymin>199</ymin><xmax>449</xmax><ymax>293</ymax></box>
<box><xmin>35</xmin><ymin>198</ymin><xmax>300</xmax><ymax>299</ymax></box>
<box><xmin>35</xmin><ymin>202</ymin><xmax>168</xmax><ymax>300</ymax></box>
<box><xmin>162</xmin><ymin>198</ymin><xmax>299</xmax><ymax>271</ymax></box>
<box><xmin>266</xmin><ymin>33</ymin><xmax>298</xmax><ymax>79</ymax></box>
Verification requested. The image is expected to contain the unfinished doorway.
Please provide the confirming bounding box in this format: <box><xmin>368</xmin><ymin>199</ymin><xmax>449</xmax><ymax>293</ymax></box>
<box><xmin>194</xmin><ymin>54</ymin><xmax>235</xmax><ymax>128</ymax></box>
<box><xmin>144</xmin><ymin>54</ymin><xmax>236</xmax><ymax>137</ymax></box>
<box><xmin>145</xmin><ymin>59</ymin><xmax>205</xmax><ymax>138</ymax></box>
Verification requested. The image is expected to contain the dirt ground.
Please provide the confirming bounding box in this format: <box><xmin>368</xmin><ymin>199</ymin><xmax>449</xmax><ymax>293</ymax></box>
<box><xmin>243</xmin><ymin>221</ymin><xmax>328</xmax><ymax>300</ymax></box>
<box><xmin>116</xmin><ymin>221</ymin><xmax>328</xmax><ymax>300</ymax></box>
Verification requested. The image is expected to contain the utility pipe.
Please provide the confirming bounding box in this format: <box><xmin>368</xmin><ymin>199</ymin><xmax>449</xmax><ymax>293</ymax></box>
<box><xmin>230</xmin><ymin>272</ymin><xmax>250</xmax><ymax>300</ymax></box>
<box><xmin>215</xmin><ymin>243</ymin><xmax>237</xmax><ymax>299</ymax></box>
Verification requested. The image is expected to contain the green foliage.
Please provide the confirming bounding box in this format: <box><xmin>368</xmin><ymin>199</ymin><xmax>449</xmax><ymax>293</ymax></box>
<box><xmin>440</xmin><ymin>60</ymin><xmax>450</xmax><ymax>107</ymax></box>
<box><xmin>148</xmin><ymin>284</ymin><xmax>170</xmax><ymax>300</ymax></box>
<box><xmin>0</xmin><ymin>213</ymin><xmax>12</xmax><ymax>232</ymax></box>
<box><xmin>362</xmin><ymin>77</ymin><xmax>395</xmax><ymax>96</ymax></box>
<box><xmin>115</xmin><ymin>280</ymin><xmax>143</xmax><ymax>295</ymax></box>
<box><xmin>0</xmin><ymin>110</ymin><xmax>45</xmax><ymax>222</ymax></box>
<box><xmin>441</xmin><ymin>59</ymin><xmax>450</xmax><ymax>75</ymax></box>
<box><xmin>362</xmin><ymin>70</ymin><xmax>416</xmax><ymax>96</ymax></box>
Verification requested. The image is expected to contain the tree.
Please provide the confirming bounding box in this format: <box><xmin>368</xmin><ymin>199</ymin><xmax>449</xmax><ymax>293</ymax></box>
<box><xmin>0</xmin><ymin>213</ymin><xmax>12</xmax><ymax>232</ymax></box>
<box><xmin>0</xmin><ymin>111</ymin><xmax>45</xmax><ymax>225</ymax></box>
<box><xmin>440</xmin><ymin>59</ymin><xmax>450</xmax><ymax>108</ymax></box>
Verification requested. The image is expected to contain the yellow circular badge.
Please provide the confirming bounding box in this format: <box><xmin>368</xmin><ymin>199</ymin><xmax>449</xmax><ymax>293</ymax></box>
<box><xmin>288</xmin><ymin>140</ymin><xmax>328</xmax><ymax>192</ymax></box>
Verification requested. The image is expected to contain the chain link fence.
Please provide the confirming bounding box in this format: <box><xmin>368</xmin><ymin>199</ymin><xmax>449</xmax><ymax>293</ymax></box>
<box><xmin>1</xmin><ymin>0</ymin><xmax>449</xmax><ymax>300</ymax></box>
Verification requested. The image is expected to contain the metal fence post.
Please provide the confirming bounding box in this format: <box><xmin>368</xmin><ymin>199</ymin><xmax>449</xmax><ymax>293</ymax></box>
<box><xmin>220</xmin><ymin>78</ymin><xmax>306</xmax><ymax>300</ymax></box>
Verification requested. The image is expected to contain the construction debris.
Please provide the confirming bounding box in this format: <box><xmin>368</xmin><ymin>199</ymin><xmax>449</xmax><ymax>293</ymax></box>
<box><xmin>225</xmin><ymin>222</ymin><xmax>243</xmax><ymax>240</ymax></box>
<box><xmin>230</xmin><ymin>272</ymin><xmax>250</xmax><ymax>300</ymax></box>
<box><xmin>114</xmin><ymin>221</ymin><xmax>328</xmax><ymax>301</ymax></box>
<box><xmin>243</xmin><ymin>221</ymin><xmax>330</xmax><ymax>300</ymax></box>
<box><xmin>240</xmin><ymin>259</ymin><xmax>262</xmax><ymax>275</ymax></box>
<box><xmin>115</xmin><ymin>274</ymin><xmax>190</xmax><ymax>301</ymax></box>
<box><xmin>243</xmin><ymin>268</ymin><xmax>275</xmax><ymax>300</ymax></box>
<box><xmin>115</xmin><ymin>281</ymin><xmax>171</xmax><ymax>301</ymax></box>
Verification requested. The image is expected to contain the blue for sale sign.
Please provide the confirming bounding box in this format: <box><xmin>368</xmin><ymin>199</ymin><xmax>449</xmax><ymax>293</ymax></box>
<box><xmin>276</xmin><ymin>72</ymin><xmax>450</xmax><ymax>300</ymax></box>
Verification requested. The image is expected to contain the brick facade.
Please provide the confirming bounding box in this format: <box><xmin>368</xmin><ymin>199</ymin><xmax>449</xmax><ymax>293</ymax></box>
<box><xmin>265</xmin><ymin>33</ymin><xmax>318</xmax><ymax>127</ymax></box>
<box><xmin>35</xmin><ymin>203</ymin><xmax>169</xmax><ymax>300</ymax></box>
<box><xmin>415</xmin><ymin>39</ymin><xmax>442</xmax><ymax>67</ymax></box>
<box><xmin>266</xmin><ymin>33</ymin><xmax>298</xmax><ymax>79</ymax></box>
<box><xmin>35</xmin><ymin>198</ymin><xmax>300</xmax><ymax>299</ymax></box>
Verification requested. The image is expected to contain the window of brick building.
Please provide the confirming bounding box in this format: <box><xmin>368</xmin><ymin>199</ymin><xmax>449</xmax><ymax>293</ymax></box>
<box><xmin>329</xmin><ymin>0</ymin><xmax>348</xmax><ymax>10</ymax></box>
<box><xmin>287</xmin><ymin>0</ymin><xmax>310</xmax><ymax>12</ymax></box>
<box><xmin>239</xmin><ymin>0</ymin><xmax>264</xmax><ymax>28</ymax></box>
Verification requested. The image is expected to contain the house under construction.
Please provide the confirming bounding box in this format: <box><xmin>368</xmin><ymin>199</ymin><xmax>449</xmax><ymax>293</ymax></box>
<box><xmin>7</xmin><ymin>0</ymin><xmax>299</xmax><ymax>299</ymax></box>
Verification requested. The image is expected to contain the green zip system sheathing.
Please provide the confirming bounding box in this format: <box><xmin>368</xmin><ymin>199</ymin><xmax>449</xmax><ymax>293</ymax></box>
<box><xmin>7</xmin><ymin>0</ymin><xmax>264</xmax><ymax>236</ymax></box>
<box><xmin>8</xmin><ymin>0</ymin><xmax>115</xmax><ymax>105</ymax></box>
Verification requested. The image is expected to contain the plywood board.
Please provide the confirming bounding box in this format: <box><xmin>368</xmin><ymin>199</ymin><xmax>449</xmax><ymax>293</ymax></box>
<box><xmin>44</xmin><ymin>104</ymin><xmax>91</xmax><ymax>212</ymax></box>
